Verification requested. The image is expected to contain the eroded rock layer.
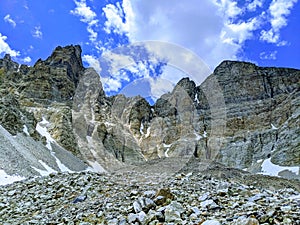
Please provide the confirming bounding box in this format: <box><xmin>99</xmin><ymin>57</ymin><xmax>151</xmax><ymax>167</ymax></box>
<box><xmin>0</xmin><ymin>45</ymin><xmax>299</xmax><ymax>178</ymax></box>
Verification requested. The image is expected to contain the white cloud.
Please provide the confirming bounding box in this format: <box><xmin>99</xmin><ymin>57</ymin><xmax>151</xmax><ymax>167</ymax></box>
<box><xmin>260</xmin><ymin>51</ymin><xmax>277</xmax><ymax>60</ymax></box>
<box><xmin>82</xmin><ymin>55</ymin><xmax>101</xmax><ymax>74</ymax></box>
<box><xmin>269</xmin><ymin>0</ymin><xmax>297</xmax><ymax>30</ymax></box>
<box><xmin>247</xmin><ymin>0</ymin><xmax>264</xmax><ymax>11</ymax></box>
<box><xmin>222</xmin><ymin>17</ymin><xmax>262</xmax><ymax>45</ymax></box>
<box><xmin>23</xmin><ymin>56</ymin><xmax>32</xmax><ymax>63</ymax></box>
<box><xmin>70</xmin><ymin>0</ymin><xmax>99</xmax><ymax>42</ymax></box>
<box><xmin>32</xmin><ymin>26</ymin><xmax>42</xmax><ymax>39</ymax></box>
<box><xmin>104</xmin><ymin>0</ymin><xmax>267</xmax><ymax>69</ymax></box>
<box><xmin>71</xmin><ymin>0</ymin><xmax>97</xmax><ymax>23</ymax></box>
<box><xmin>102</xmin><ymin>51</ymin><xmax>135</xmax><ymax>75</ymax></box>
<box><xmin>260</xmin><ymin>0</ymin><xmax>298</xmax><ymax>44</ymax></box>
<box><xmin>101</xmin><ymin>77</ymin><xmax>123</xmax><ymax>93</ymax></box>
<box><xmin>101</xmin><ymin>0</ymin><xmax>220</xmax><ymax>68</ymax></box>
<box><xmin>4</xmin><ymin>14</ymin><xmax>16</xmax><ymax>28</ymax></box>
<box><xmin>102</xmin><ymin>0</ymin><xmax>135</xmax><ymax>36</ymax></box>
<box><xmin>0</xmin><ymin>33</ymin><xmax>19</xmax><ymax>57</ymax></box>
<box><xmin>213</xmin><ymin>0</ymin><xmax>244</xmax><ymax>19</ymax></box>
<box><xmin>99</xmin><ymin>0</ymin><xmax>297</xmax><ymax>98</ymax></box>
<box><xmin>150</xmin><ymin>72</ymin><xmax>176</xmax><ymax>98</ymax></box>
<box><xmin>260</xmin><ymin>29</ymin><xmax>279</xmax><ymax>43</ymax></box>
<box><xmin>84</xmin><ymin>50</ymin><xmax>141</xmax><ymax>93</ymax></box>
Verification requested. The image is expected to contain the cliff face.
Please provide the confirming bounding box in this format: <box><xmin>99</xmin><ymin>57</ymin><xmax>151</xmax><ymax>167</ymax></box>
<box><xmin>209</xmin><ymin>61</ymin><xmax>299</xmax><ymax>171</ymax></box>
<box><xmin>0</xmin><ymin>45</ymin><xmax>299</xmax><ymax>178</ymax></box>
<box><xmin>73</xmin><ymin>54</ymin><xmax>299</xmax><ymax>177</ymax></box>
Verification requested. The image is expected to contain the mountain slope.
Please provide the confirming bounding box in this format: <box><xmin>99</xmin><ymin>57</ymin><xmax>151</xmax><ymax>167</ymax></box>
<box><xmin>0</xmin><ymin>45</ymin><xmax>299</xmax><ymax>180</ymax></box>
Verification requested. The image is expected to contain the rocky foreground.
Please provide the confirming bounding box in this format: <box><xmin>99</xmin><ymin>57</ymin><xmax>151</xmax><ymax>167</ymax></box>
<box><xmin>0</xmin><ymin>158</ymin><xmax>300</xmax><ymax>225</ymax></box>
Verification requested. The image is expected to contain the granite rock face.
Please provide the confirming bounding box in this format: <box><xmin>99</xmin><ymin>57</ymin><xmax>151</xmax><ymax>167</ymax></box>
<box><xmin>0</xmin><ymin>45</ymin><xmax>299</xmax><ymax>178</ymax></box>
<box><xmin>0</xmin><ymin>45</ymin><xmax>89</xmax><ymax>177</ymax></box>
<box><xmin>210</xmin><ymin>61</ymin><xmax>299</xmax><ymax>171</ymax></box>
<box><xmin>80</xmin><ymin>60</ymin><xmax>299</xmax><ymax>177</ymax></box>
<box><xmin>0</xmin><ymin>45</ymin><xmax>84</xmax><ymax>154</ymax></box>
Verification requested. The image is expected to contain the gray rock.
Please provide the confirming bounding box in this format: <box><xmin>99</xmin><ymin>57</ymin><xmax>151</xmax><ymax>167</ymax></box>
<box><xmin>202</xmin><ymin>220</ymin><xmax>221</xmax><ymax>225</ymax></box>
<box><xmin>200</xmin><ymin>200</ymin><xmax>219</xmax><ymax>210</ymax></box>
<box><xmin>164</xmin><ymin>201</ymin><xmax>184</xmax><ymax>222</ymax></box>
<box><xmin>133</xmin><ymin>197</ymin><xmax>155</xmax><ymax>213</ymax></box>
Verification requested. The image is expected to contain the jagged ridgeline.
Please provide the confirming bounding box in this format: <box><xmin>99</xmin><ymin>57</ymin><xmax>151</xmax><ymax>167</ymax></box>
<box><xmin>0</xmin><ymin>45</ymin><xmax>299</xmax><ymax>179</ymax></box>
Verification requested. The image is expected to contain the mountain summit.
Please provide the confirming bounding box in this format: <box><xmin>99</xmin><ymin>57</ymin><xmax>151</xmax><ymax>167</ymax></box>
<box><xmin>0</xmin><ymin>45</ymin><xmax>299</xmax><ymax>180</ymax></box>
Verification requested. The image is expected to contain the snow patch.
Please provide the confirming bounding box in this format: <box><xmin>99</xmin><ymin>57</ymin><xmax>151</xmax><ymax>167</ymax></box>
<box><xmin>203</xmin><ymin>131</ymin><xmax>207</xmax><ymax>138</ymax></box>
<box><xmin>32</xmin><ymin>160</ymin><xmax>57</xmax><ymax>176</ymax></box>
<box><xmin>163</xmin><ymin>143</ymin><xmax>172</xmax><ymax>148</ymax></box>
<box><xmin>194</xmin><ymin>131</ymin><xmax>202</xmax><ymax>140</ymax></box>
<box><xmin>36</xmin><ymin>117</ymin><xmax>73</xmax><ymax>173</ymax></box>
<box><xmin>145</xmin><ymin>127</ymin><xmax>151</xmax><ymax>138</ymax></box>
<box><xmin>104</xmin><ymin>121</ymin><xmax>115</xmax><ymax>127</ymax></box>
<box><xmin>52</xmin><ymin>153</ymin><xmax>73</xmax><ymax>173</ymax></box>
<box><xmin>140</xmin><ymin>122</ymin><xmax>144</xmax><ymax>135</ymax></box>
<box><xmin>23</xmin><ymin>125</ymin><xmax>30</xmax><ymax>136</ymax></box>
<box><xmin>87</xmin><ymin>160</ymin><xmax>106</xmax><ymax>173</ymax></box>
<box><xmin>194</xmin><ymin>93</ymin><xmax>200</xmax><ymax>104</ymax></box>
<box><xmin>163</xmin><ymin>143</ymin><xmax>172</xmax><ymax>158</ymax></box>
<box><xmin>271</xmin><ymin>123</ymin><xmax>278</xmax><ymax>130</ymax></box>
<box><xmin>0</xmin><ymin>170</ymin><xmax>25</xmax><ymax>186</ymax></box>
<box><xmin>260</xmin><ymin>158</ymin><xmax>299</xmax><ymax>177</ymax></box>
<box><xmin>36</xmin><ymin>117</ymin><xmax>54</xmax><ymax>150</ymax></box>
<box><xmin>85</xmin><ymin>136</ymin><xmax>107</xmax><ymax>173</ymax></box>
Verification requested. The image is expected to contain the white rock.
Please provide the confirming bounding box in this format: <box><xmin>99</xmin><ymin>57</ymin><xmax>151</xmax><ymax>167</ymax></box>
<box><xmin>201</xmin><ymin>199</ymin><xmax>218</xmax><ymax>209</ymax></box>
<box><xmin>202</xmin><ymin>220</ymin><xmax>221</xmax><ymax>225</ymax></box>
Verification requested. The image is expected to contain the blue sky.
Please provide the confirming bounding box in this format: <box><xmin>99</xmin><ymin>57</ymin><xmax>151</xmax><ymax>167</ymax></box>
<box><xmin>0</xmin><ymin>0</ymin><xmax>299</xmax><ymax>100</ymax></box>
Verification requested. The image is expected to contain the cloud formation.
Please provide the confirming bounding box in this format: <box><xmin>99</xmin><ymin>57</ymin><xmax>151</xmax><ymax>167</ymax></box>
<box><xmin>82</xmin><ymin>55</ymin><xmax>101</xmax><ymax>74</ymax></box>
<box><xmin>101</xmin><ymin>0</ymin><xmax>269</xmax><ymax>68</ymax></box>
<box><xmin>4</xmin><ymin>14</ymin><xmax>16</xmax><ymax>28</ymax></box>
<box><xmin>102</xmin><ymin>0</ymin><xmax>135</xmax><ymax>37</ymax></box>
<box><xmin>0</xmin><ymin>33</ymin><xmax>19</xmax><ymax>57</ymax></box>
<box><xmin>260</xmin><ymin>51</ymin><xmax>278</xmax><ymax>60</ymax></box>
<box><xmin>247</xmin><ymin>0</ymin><xmax>264</xmax><ymax>11</ymax></box>
<box><xmin>260</xmin><ymin>0</ymin><xmax>298</xmax><ymax>45</ymax></box>
<box><xmin>23</xmin><ymin>56</ymin><xmax>32</xmax><ymax>63</ymax></box>
<box><xmin>70</xmin><ymin>0</ymin><xmax>98</xmax><ymax>42</ymax></box>
<box><xmin>32</xmin><ymin>26</ymin><xmax>42</xmax><ymax>39</ymax></box>
<box><xmin>82</xmin><ymin>0</ymin><xmax>299</xmax><ymax>97</ymax></box>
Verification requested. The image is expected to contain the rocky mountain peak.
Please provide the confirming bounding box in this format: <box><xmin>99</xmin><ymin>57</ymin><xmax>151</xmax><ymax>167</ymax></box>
<box><xmin>34</xmin><ymin>44</ymin><xmax>83</xmax><ymax>85</ymax></box>
<box><xmin>45</xmin><ymin>45</ymin><xmax>82</xmax><ymax>68</ymax></box>
<box><xmin>173</xmin><ymin>77</ymin><xmax>196</xmax><ymax>99</ymax></box>
<box><xmin>0</xmin><ymin>53</ymin><xmax>19</xmax><ymax>73</ymax></box>
<box><xmin>0</xmin><ymin>45</ymin><xmax>299</xmax><ymax>181</ymax></box>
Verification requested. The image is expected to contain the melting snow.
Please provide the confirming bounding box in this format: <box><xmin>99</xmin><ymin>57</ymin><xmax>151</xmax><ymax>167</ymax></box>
<box><xmin>36</xmin><ymin>117</ymin><xmax>73</xmax><ymax>173</ymax></box>
<box><xmin>164</xmin><ymin>143</ymin><xmax>172</xmax><ymax>157</ymax></box>
<box><xmin>140</xmin><ymin>122</ymin><xmax>144</xmax><ymax>135</ymax></box>
<box><xmin>271</xmin><ymin>123</ymin><xmax>278</xmax><ymax>130</ymax></box>
<box><xmin>195</xmin><ymin>93</ymin><xmax>200</xmax><ymax>104</ymax></box>
<box><xmin>194</xmin><ymin>131</ymin><xmax>202</xmax><ymax>140</ymax></box>
<box><xmin>23</xmin><ymin>125</ymin><xmax>30</xmax><ymax>136</ymax></box>
<box><xmin>145</xmin><ymin>127</ymin><xmax>151</xmax><ymax>138</ymax></box>
<box><xmin>36</xmin><ymin>117</ymin><xmax>54</xmax><ymax>150</ymax></box>
<box><xmin>0</xmin><ymin>170</ymin><xmax>25</xmax><ymax>185</ymax></box>
<box><xmin>87</xmin><ymin>160</ymin><xmax>106</xmax><ymax>173</ymax></box>
<box><xmin>260</xmin><ymin>158</ymin><xmax>299</xmax><ymax>177</ymax></box>
<box><xmin>104</xmin><ymin>122</ymin><xmax>115</xmax><ymax>127</ymax></box>
<box><xmin>53</xmin><ymin>154</ymin><xmax>73</xmax><ymax>173</ymax></box>
<box><xmin>86</xmin><ymin>136</ymin><xmax>107</xmax><ymax>173</ymax></box>
<box><xmin>32</xmin><ymin>160</ymin><xmax>57</xmax><ymax>176</ymax></box>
